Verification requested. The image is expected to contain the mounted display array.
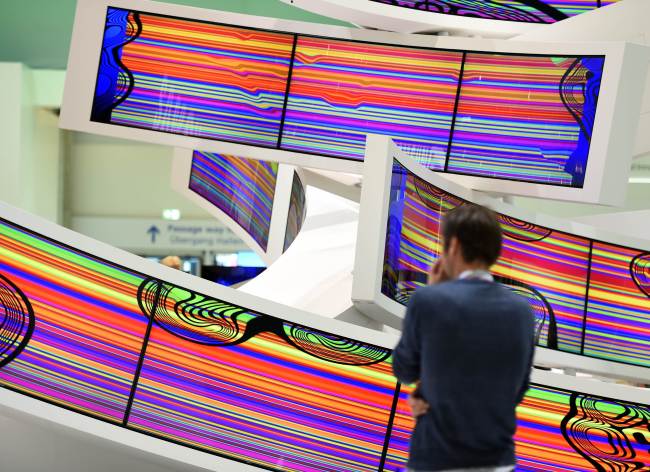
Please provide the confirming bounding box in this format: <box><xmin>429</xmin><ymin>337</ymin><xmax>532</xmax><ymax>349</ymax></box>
<box><xmin>370</xmin><ymin>0</ymin><xmax>622</xmax><ymax>24</ymax></box>
<box><xmin>1</xmin><ymin>210</ymin><xmax>647</xmax><ymax>470</ymax></box>
<box><xmin>381</xmin><ymin>158</ymin><xmax>650</xmax><ymax>368</ymax></box>
<box><xmin>189</xmin><ymin>152</ymin><xmax>278</xmax><ymax>251</ymax></box>
<box><xmin>89</xmin><ymin>7</ymin><xmax>605</xmax><ymax>188</ymax></box>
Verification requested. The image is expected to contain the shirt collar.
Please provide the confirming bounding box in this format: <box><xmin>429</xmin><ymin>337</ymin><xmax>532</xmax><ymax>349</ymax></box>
<box><xmin>458</xmin><ymin>269</ymin><xmax>494</xmax><ymax>282</ymax></box>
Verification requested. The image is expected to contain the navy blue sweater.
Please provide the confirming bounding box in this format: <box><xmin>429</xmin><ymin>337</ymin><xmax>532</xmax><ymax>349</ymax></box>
<box><xmin>393</xmin><ymin>279</ymin><xmax>535</xmax><ymax>471</ymax></box>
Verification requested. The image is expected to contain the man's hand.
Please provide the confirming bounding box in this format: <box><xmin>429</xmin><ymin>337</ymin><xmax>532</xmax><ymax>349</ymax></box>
<box><xmin>427</xmin><ymin>258</ymin><xmax>450</xmax><ymax>285</ymax></box>
<box><xmin>408</xmin><ymin>391</ymin><xmax>430</xmax><ymax>418</ymax></box>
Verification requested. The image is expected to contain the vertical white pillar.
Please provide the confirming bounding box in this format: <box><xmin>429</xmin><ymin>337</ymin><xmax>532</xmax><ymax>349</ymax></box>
<box><xmin>0</xmin><ymin>64</ymin><xmax>64</xmax><ymax>223</ymax></box>
<box><xmin>0</xmin><ymin>63</ymin><xmax>27</xmax><ymax>209</ymax></box>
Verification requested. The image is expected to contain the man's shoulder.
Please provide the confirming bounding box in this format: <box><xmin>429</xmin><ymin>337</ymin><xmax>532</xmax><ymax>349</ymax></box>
<box><xmin>414</xmin><ymin>280</ymin><xmax>532</xmax><ymax>311</ymax></box>
<box><xmin>410</xmin><ymin>280</ymin><xmax>466</xmax><ymax>308</ymax></box>
<box><xmin>412</xmin><ymin>281</ymin><xmax>457</xmax><ymax>299</ymax></box>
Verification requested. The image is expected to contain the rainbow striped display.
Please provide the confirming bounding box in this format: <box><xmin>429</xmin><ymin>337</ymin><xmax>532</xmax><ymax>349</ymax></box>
<box><xmin>281</xmin><ymin>37</ymin><xmax>462</xmax><ymax>167</ymax></box>
<box><xmin>495</xmin><ymin>218</ymin><xmax>590</xmax><ymax>354</ymax></box>
<box><xmin>284</xmin><ymin>172</ymin><xmax>307</xmax><ymax>252</ymax></box>
<box><xmin>516</xmin><ymin>384</ymin><xmax>650</xmax><ymax>470</ymax></box>
<box><xmin>90</xmin><ymin>8</ymin><xmax>605</xmax><ymax>188</ymax></box>
<box><xmin>584</xmin><ymin>243</ymin><xmax>650</xmax><ymax>367</ymax></box>
<box><xmin>382</xmin><ymin>160</ymin><xmax>650</xmax><ymax>367</ymax></box>
<box><xmin>447</xmin><ymin>54</ymin><xmax>603</xmax><ymax>187</ymax></box>
<box><xmin>0</xmin><ymin>213</ymin><xmax>648</xmax><ymax>470</ymax></box>
<box><xmin>386</xmin><ymin>383</ymin><xmax>650</xmax><ymax>472</ymax></box>
<box><xmin>0</xmin><ymin>218</ymin><xmax>148</xmax><ymax>422</ymax></box>
<box><xmin>129</xmin><ymin>279</ymin><xmax>396</xmax><ymax>471</ymax></box>
<box><xmin>369</xmin><ymin>0</ymin><xmax>622</xmax><ymax>24</ymax></box>
<box><xmin>92</xmin><ymin>9</ymin><xmax>294</xmax><ymax>146</ymax></box>
<box><xmin>189</xmin><ymin>152</ymin><xmax>278</xmax><ymax>251</ymax></box>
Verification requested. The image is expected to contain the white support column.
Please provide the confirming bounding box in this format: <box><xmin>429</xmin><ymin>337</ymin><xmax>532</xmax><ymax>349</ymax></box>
<box><xmin>0</xmin><ymin>64</ymin><xmax>64</xmax><ymax>223</ymax></box>
<box><xmin>0</xmin><ymin>63</ymin><xmax>28</xmax><ymax>209</ymax></box>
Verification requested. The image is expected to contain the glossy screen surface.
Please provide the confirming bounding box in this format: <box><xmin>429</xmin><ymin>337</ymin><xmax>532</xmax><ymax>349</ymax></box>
<box><xmin>382</xmin><ymin>159</ymin><xmax>650</xmax><ymax>367</ymax></box>
<box><xmin>0</xmin><ymin>213</ymin><xmax>648</xmax><ymax>470</ymax></box>
<box><xmin>92</xmin><ymin>9</ymin><xmax>295</xmax><ymax>146</ymax></box>
<box><xmin>90</xmin><ymin>7</ymin><xmax>606</xmax><ymax>188</ymax></box>
<box><xmin>0</xmin><ymin>218</ymin><xmax>148</xmax><ymax>422</ymax></box>
<box><xmin>447</xmin><ymin>54</ymin><xmax>603</xmax><ymax>187</ymax></box>
<box><xmin>369</xmin><ymin>0</ymin><xmax>622</xmax><ymax>24</ymax></box>
<box><xmin>387</xmin><ymin>383</ymin><xmax>649</xmax><ymax>471</ymax></box>
<box><xmin>189</xmin><ymin>152</ymin><xmax>278</xmax><ymax>251</ymax></box>
<box><xmin>282</xmin><ymin>37</ymin><xmax>462</xmax><ymax>166</ymax></box>
<box><xmin>284</xmin><ymin>172</ymin><xmax>307</xmax><ymax>252</ymax></box>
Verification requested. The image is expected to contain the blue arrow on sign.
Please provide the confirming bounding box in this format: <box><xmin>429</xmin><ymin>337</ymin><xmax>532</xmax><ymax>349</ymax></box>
<box><xmin>147</xmin><ymin>225</ymin><xmax>160</xmax><ymax>244</ymax></box>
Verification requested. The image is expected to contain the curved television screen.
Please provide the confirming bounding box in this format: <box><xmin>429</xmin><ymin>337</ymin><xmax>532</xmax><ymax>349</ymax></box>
<box><xmin>189</xmin><ymin>151</ymin><xmax>278</xmax><ymax>251</ymax></box>
<box><xmin>283</xmin><ymin>172</ymin><xmax>307</xmax><ymax>251</ymax></box>
<box><xmin>88</xmin><ymin>6</ymin><xmax>606</xmax><ymax>188</ymax></box>
<box><xmin>381</xmin><ymin>157</ymin><xmax>650</xmax><ymax>368</ymax></box>
<box><xmin>0</xmin><ymin>209</ymin><xmax>647</xmax><ymax>471</ymax></box>
<box><xmin>388</xmin><ymin>382</ymin><xmax>650</xmax><ymax>471</ymax></box>
<box><xmin>370</xmin><ymin>0</ymin><xmax>622</xmax><ymax>24</ymax></box>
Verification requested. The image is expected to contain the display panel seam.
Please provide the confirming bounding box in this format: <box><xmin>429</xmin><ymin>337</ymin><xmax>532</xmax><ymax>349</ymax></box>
<box><xmin>443</xmin><ymin>51</ymin><xmax>467</xmax><ymax>173</ymax></box>
<box><xmin>121</xmin><ymin>279</ymin><xmax>163</xmax><ymax>426</ymax></box>
<box><xmin>276</xmin><ymin>34</ymin><xmax>299</xmax><ymax>150</ymax></box>
<box><xmin>579</xmin><ymin>240</ymin><xmax>594</xmax><ymax>356</ymax></box>
<box><xmin>377</xmin><ymin>382</ymin><xmax>403</xmax><ymax>472</ymax></box>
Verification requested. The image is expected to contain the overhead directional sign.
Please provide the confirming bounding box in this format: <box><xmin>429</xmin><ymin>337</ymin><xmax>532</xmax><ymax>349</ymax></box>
<box><xmin>71</xmin><ymin>217</ymin><xmax>249</xmax><ymax>253</ymax></box>
<box><xmin>146</xmin><ymin>225</ymin><xmax>160</xmax><ymax>244</ymax></box>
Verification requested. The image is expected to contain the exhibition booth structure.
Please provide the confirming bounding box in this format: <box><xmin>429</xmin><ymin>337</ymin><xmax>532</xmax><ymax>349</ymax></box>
<box><xmin>59</xmin><ymin>0</ymin><xmax>648</xmax><ymax>204</ymax></box>
<box><xmin>0</xmin><ymin>0</ymin><xmax>649</xmax><ymax>470</ymax></box>
<box><xmin>0</xmin><ymin>200</ymin><xmax>648</xmax><ymax>471</ymax></box>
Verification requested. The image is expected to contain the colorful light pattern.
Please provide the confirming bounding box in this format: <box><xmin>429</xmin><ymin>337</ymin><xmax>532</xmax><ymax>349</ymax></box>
<box><xmin>584</xmin><ymin>243</ymin><xmax>650</xmax><ymax>367</ymax></box>
<box><xmin>284</xmin><ymin>172</ymin><xmax>307</xmax><ymax>252</ymax></box>
<box><xmin>93</xmin><ymin>8</ymin><xmax>295</xmax><ymax>146</ymax></box>
<box><xmin>495</xmin><ymin>218</ymin><xmax>590</xmax><ymax>354</ymax></box>
<box><xmin>90</xmin><ymin>7</ymin><xmax>606</xmax><ymax>188</ymax></box>
<box><xmin>447</xmin><ymin>54</ymin><xmax>603</xmax><ymax>187</ymax></box>
<box><xmin>189</xmin><ymin>151</ymin><xmax>278</xmax><ymax>251</ymax></box>
<box><xmin>382</xmin><ymin>159</ymin><xmax>650</xmax><ymax>367</ymax></box>
<box><xmin>282</xmin><ymin>37</ymin><xmax>462</xmax><ymax>166</ymax></box>
<box><xmin>0</xmin><ymin>213</ymin><xmax>647</xmax><ymax>469</ymax></box>
<box><xmin>385</xmin><ymin>383</ymin><xmax>650</xmax><ymax>472</ymax></box>
<box><xmin>124</xmin><ymin>278</ymin><xmax>397</xmax><ymax>471</ymax></box>
<box><xmin>369</xmin><ymin>0</ymin><xmax>622</xmax><ymax>24</ymax></box>
<box><xmin>0</xmin><ymin>218</ymin><xmax>148</xmax><ymax>422</ymax></box>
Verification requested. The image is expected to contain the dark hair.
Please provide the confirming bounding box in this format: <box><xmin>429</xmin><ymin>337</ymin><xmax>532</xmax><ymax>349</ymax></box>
<box><xmin>442</xmin><ymin>204</ymin><xmax>502</xmax><ymax>266</ymax></box>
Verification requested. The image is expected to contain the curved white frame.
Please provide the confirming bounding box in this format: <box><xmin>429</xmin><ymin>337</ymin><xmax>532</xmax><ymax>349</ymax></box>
<box><xmin>171</xmin><ymin>149</ymin><xmax>306</xmax><ymax>265</ymax></box>
<box><xmin>353</xmin><ymin>135</ymin><xmax>650</xmax><ymax>382</ymax></box>
<box><xmin>281</xmin><ymin>0</ymin><xmax>544</xmax><ymax>37</ymax></box>
<box><xmin>59</xmin><ymin>0</ymin><xmax>648</xmax><ymax>205</ymax></box>
<box><xmin>301</xmin><ymin>168</ymin><xmax>362</xmax><ymax>203</ymax></box>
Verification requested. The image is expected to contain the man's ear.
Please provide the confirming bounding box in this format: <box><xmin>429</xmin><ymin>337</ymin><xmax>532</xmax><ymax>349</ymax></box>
<box><xmin>448</xmin><ymin>237</ymin><xmax>460</xmax><ymax>258</ymax></box>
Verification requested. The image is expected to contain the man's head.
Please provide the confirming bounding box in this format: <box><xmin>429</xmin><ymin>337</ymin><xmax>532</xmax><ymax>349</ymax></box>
<box><xmin>440</xmin><ymin>204</ymin><xmax>502</xmax><ymax>279</ymax></box>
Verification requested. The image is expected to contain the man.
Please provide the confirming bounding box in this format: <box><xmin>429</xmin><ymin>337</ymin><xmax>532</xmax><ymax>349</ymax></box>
<box><xmin>393</xmin><ymin>204</ymin><xmax>535</xmax><ymax>472</ymax></box>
